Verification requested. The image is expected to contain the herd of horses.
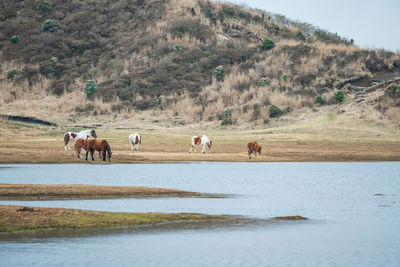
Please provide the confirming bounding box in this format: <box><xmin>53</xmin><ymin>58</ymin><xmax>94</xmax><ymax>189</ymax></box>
<box><xmin>64</xmin><ymin>130</ymin><xmax>262</xmax><ymax>162</ymax></box>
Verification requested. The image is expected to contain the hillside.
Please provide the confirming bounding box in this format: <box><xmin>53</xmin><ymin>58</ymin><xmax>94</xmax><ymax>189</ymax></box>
<box><xmin>1</xmin><ymin>0</ymin><xmax>399</xmax><ymax>128</ymax></box>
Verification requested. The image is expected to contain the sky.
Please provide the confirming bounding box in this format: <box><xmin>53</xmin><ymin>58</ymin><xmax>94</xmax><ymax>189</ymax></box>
<box><xmin>226</xmin><ymin>0</ymin><xmax>400</xmax><ymax>52</ymax></box>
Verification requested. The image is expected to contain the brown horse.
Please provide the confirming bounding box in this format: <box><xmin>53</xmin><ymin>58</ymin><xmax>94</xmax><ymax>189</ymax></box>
<box><xmin>248</xmin><ymin>141</ymin><xmax>262</xmax><ymax>159</ymax></box>
<box><xmin>85</xmin><ymin>139</ymin><xmax>112</xmax><ymax>162</ymax></box>
<box><xmin>74</xmin><ymin>138</ymin><xmax>102</xmax><ymax>159</ymax></box>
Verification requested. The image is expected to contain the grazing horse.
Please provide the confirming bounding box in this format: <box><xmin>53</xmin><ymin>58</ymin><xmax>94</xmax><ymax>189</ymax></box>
<box><xmin>189</xmin><ymin>135</ymin><xmax>212</xmax><ymax>154</ymax></box>
<box><xmin>128</xmin><ymin>133</ymin><xmax>141</xmax><ymax>151</ymax></box>
<box><xmin>248</xmin><ymin>141</ymin><xmax>262</xmax><ymax>159</ymax></box>
<box><xmin>74</xmin><ymin>138</ymin><xmax>102</xmax><ymax>159</ymax></box>
<box><xmin>64</xmin><ymin>129</ymin><xmax>97</xmax><ymax>151</ymax></box>
<box><xmin>85</xmin><ymin>139</ymin><xmax>112</xmax><ymax>162</ymax></box>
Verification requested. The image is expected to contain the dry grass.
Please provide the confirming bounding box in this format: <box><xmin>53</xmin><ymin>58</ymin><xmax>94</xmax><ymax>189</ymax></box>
<box><xmin>0</xmin><ymin>113</ymin><xmax>399</xmax><ymax>164</ymax></box>
<box><xmin>0</xmin><ymin>184</ymin><xmax>224</xmax><ymax>200</ymax></box>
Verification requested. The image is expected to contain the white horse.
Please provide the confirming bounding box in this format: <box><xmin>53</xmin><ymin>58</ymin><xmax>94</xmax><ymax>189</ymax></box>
<box><xmin>129</xmin><ymin>133</ymin><xmax>141</xmax><ymax>151</ymax></box>
<box><xmin>64</xmin><ymin>129</ymin><xmax>97</xmax><ymax>151</ymax></box>
<box><xmin>189</xmin><ymin>135</ymin><xmax>212</xmax><ymax>154</ymax></box>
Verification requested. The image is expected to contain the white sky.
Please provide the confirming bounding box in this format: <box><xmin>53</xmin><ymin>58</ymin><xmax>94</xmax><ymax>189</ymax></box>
<box><xmin>226</xmin><ymin>0</ymin><xmax>400</xmax><ymax>52</ymax></box>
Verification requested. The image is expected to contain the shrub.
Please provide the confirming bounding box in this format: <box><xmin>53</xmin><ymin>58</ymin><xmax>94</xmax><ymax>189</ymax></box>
<box><xmin>221</xmin><ymin>118</ymin><xmax>233</xmax><ymax>126</ymax></box>
<box><xmin>223</xmin><ymin>107</ymin><xmax>234</xmax><ymax>118</ymax></box>
<box><xmin>269</xmin><ymin>105</ymin><xmax>281</xmax><ymax>118</ymax></box>
<box><xmin>282</xmin><ymin>75</ymin><xmax>288</xmax><ymax>81</ymax></box>
<box><xmin>37</xmin><ymin>1</ymin><xmax>52</xmax><ymax>12</ymax></box>
<box><xmin>257</xmin><ymin>77</ymin><xmax>270</xmax><ymax>87</ymax></box>
<box><xmin>10</xmin><ymin>35</ymin><xmax>19</xmax><ymax>44</ymax></box>
<box><xmin>42</xmin><ymin>20</ymin><xmax>60</xmax><ymax>32</ymax></box>
<box><xmin>215</xmin><ymin>66</ymin><xmax>224</xmax><ymax>82</ymax></box>
<box><xmin>384</xmin><ymin>83</ymin><xmax>399</xmax><ymax>99</ymax></box>
<box><xmin>50</xmin><ymin>57</ymin><xmax>58</xmax><ymax>65</ymax></box>
<box><xmin>44</xmin><ymin>66</ymin><xmax>54</xmax><ymax>73</ymax></box>
<box><xmin>7</xmin><ymin>68</ymin><xmax>17</xmax><ymax>80</ymax></box>
<box><xmin>315</xmin><ymin>95</ymin><xmax>324</xmax><ymax>104</ymax></box>
<box><xmin>84</xmin><ymin>80</ymin><xmax>97</xmax><ymax>96</ymax></box>
<box><xmin>334</xmin><ymin>90</ymin><xmax>344</xmax><ymax>103</ymax></box>
<box><xmin>261</xmin><ymin>38</ymin><xmax>274</xmax><ymax>51</ymax></box>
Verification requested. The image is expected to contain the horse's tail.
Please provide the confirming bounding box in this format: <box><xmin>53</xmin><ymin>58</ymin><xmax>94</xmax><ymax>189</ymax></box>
<box><xmin>139</xmin><ymin>135</ymin><xmax>141</xmax><ymax>144</ymax></box>
<box><xmin>105</xmin><ymin>140</ymin><xmax>112</xmax><ymax>161</ymax></box>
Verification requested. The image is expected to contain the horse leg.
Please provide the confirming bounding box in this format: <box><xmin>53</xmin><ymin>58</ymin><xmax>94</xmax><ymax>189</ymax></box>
<box><xmin>90</xmin><ymin>148</ymin><xmax>95</xmax><ymax>161</ymax></box>
<box><xmin>201</xmin><ymin>144</ymin><xmax>206</xmax><ymax>154</ymax></box>
<box><xmin>189</xmin><ymin>146</ymin><xmax>193</xmax><ymax>153</ymax></box>
<box><xmin>102</xmin><ymin>149</ymin><xmax>106</xmax><ymax>161</ymax></box>
<box><xmin>135</xmin><ymin>143</ymin><xmax>139</xmax><ymax>151</ymax></box>
<box><xmin>85</xmin><ymin>150</ymin><xmax>89</xmax><ymax>161</ymax></box>
<box><xmin>130</xmin><ymin>141</ymin><xmax>134</xmax><ymax>151</ymax></box>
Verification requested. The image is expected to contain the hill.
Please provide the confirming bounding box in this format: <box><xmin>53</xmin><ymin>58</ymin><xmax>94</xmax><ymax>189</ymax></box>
<box><xmin>1</xmin><ymin>0</ymin><xmax>399</xmax><ymax>128</ymax></box>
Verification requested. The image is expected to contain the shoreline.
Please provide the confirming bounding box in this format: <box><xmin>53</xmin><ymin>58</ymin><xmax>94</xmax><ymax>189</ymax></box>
<box><xmin>0</xmin><ymin>205</ymin><xmax>239</xmax><ymax>234</ymax></box>
<box><xmin>0</xmin><ymin>184</ymin><xmax>226</xmax><ymax>201</ymax></box>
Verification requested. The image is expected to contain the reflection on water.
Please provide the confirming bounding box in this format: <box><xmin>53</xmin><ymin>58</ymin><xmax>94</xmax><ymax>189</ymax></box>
<box><xmin>1</xmin><ymin>162</ymin><xmax>400</xmax><ymax>266</ymax></box>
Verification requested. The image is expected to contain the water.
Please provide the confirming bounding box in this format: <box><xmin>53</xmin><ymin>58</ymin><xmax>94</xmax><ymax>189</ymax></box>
<box><xmin>1</xmin><ymin>162</ymin><xmax>399</xmax><ymax>266</ymax></box>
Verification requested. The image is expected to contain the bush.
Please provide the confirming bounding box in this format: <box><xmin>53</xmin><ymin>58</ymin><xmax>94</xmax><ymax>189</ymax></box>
<box><xmin>84</xmin><ymin>80</ymin><xmax>97</xmax><ymax>96</ymax></box>
<box><xmin>257</xmin><ymin>77</ymin><xmax>270</xmax><ymax>87</ymax></box>
<box><xmin>269</xmin><ymin>105</ymin><xmax>281</xmax><ymax>118</ymax></box>
<box><xmin>7</xmin><ymin>68</ymin><xmax>18</xmax><ymax>80</ymax></box>
<box><xmin>10</xmin><ymin>35</ymin><xmax>19</xmax><ymax>44</ymax></box>
<box><xmin>334</xmin><ymin>90</ymin><xmax>344</xmax><ymax>103</ymax></box>
<box><xmin>37</xmin><ymin>1</ymin><xmax>52</xmax><ymax>12</ymax></box>
<box><xmin>215</xmin><ymin>66</ymin><xmax>224</xmax><ymax>82</ymax></box>
<box><xmin>42</xmin><ymin>20</ymin><xmax>60</xmax><ymax>32</ymax></box>
<box><xmin>223</xmin><ymin>107</ymin><xmax>234</xmax><ymax>118</ymax></box>
<box><xmin>384</xmin><ymin>83</ymin><xmax>399</xmax><ymax>99</ymax></box>
<box><xmin>315</xmin><ymin>95</ymin><xmax>325</xmax><ymax>104</ymax></box>
<box><xmin>50</xmin><ymin>57</ymin><xmax>58</xmax><ymax>65</ymax></box>
<box><xmin>261</xmin><ymin>38</ymin><xmax>274</xmax><ymax>51</ymax></box>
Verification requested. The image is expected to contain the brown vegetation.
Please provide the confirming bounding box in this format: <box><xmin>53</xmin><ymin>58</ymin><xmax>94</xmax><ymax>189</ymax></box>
<box><xmin>0</xmin><ymin>184</ymin><xmax>225</xmax><ymax>200</ymax></box>
<box><xmin>1</xmin><ymin>0</ymin><xmax>399</xmax><ymax>127</ymax></box>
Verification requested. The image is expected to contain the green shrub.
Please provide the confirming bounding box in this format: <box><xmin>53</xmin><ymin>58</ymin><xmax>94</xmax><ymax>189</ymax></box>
<box><xmin>384</xmin><ymin>83</ymin><xmax>399</xmax><ymax>99</ymax></box>
<box><xmin>215</xmin><ymin>66</ymin><xmax>224</xmax><ymax>82</ymax></box>
<box><xmin>221</xmin><ymin>118</ymin><xmax>233</xmax><ymax>126</ymax></box>
<box><xmin>297</xmin><ymin>31</ymin><xmax>305</xmax><ymax>40</ymax></box>
<box><xmin>37</xmin><ymin>1</ymin><xmax>52</xmax><ymax>12</ymax></box>
<box><xmin>315</xmin><ymin>95</ymin><xmax>324</xmax><ymax>104</ymax></box>
<box><xmin>10</xmin><ymin>35</ymin><xmax>19</xmax><ymax>44</ymax></box>
<box><xmin>50</xmin><ymin>57</ymin><xmax>58</xmax><ymax>65</ymax></box>
<box><xmin>269</xmin><ymin>105</ymin><xmax>281</xmax><ymax>118</ymax></box>
<box><xmin>257</xmin><ymin>77</ymin><xmax>270</xmax><ymax>87</ymax></box>
<box><xmin>282</xmin><ymin>75</ymin><xmax>288</xmax><ymax>81</ymax></box>
<box><xmin>223</xmin><ymin>107</ymin><xmax>234</xmax><ymax>118</ymax></box>
<box><xmin>7</xmin><ymin>68</ymin><xmax>17</xmax><ymax>80</ymax></box>
<box><xmin>42</xmin><ymin>20</ymin><xmax>60</xmax><ymax>32</ymax></box>
<box><xmin>44</xmin><ymin>66</ymin><xmax>54</xmax><ymax>73</ymax></box>
<box><xmin>84</xmin><ymin>80</ymin><xmax>97</xmax><ymax>96</ymax></box>
<box><xmin>334</xmin><ymin>90</ymin><xmax>344</xmax><ymax>103</ymax></box>
<box><xmin>190</xmin><ymin>7</ymin><xmax>196</xmax><ymax>16</ymax></box>
<box><xmin>261</xmin><ymin>38</ymin><xmax>274</xmax><ymax>51</ymax></box>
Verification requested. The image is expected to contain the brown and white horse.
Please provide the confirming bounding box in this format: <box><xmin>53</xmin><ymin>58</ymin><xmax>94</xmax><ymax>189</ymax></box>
<box><xmin>85</xmin><ymin>139</ymin><xmax>112</xmax><ymax>162</ymax></box>
<box><xmin>64</xmin><ymin>129</ymin><xmax>97</xmax><ymax>151</ymax></box>
<box><xmin>248</xmin><ymin>141</ymin><xmax>262</xmax><ymax>159</ymax></box>
<box><xmin>129</xmin><ymin>133</ymin><xmax>141</xmax><ymax>151</ymax></box>
<box><xmin>189</xmin><ymin>135</ymin><xmax>212</xmax><ymax>154</ymax></box>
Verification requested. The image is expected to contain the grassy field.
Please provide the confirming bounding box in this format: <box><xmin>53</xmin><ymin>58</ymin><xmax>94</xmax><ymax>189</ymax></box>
<box><xmin>0</xmin><ymin>113</ymin><xmax>399</xmax><ymax>163</ymax></box>
<box><xmin>0</xmin><ymin>205</ymin><xmax>237</xmax><ymax>233</ymax></box>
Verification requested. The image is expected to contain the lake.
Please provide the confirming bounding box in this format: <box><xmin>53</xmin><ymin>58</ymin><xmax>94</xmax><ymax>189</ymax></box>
<box><xmin>0</xmin><ymin>162</ymin><xmax>399</xmax><ymax>266</ymax></box>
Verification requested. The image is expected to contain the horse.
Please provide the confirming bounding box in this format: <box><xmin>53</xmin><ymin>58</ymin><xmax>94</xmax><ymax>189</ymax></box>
<box><xmin>248</xmin><ymin>141</ymin><xmax>262</xmax><ymax>159</ymax></box>
<box><xmin>85</xmin><ymin>139</ymin><xmax>112</xmax><ymax>162</ymax></box>
<box><xmin>74</xmin><ymin>138</ymin><xmax>102</xmax><ymax>159</ymax></box>
<box><xmin>189</xmin><ymin>135</ymin><xmax>212</xmax><ymax>154</ymax></box>
<box><xmin>64</xmin><ymin>129</ymin><xmax>97</xmax><ymax>151</ymax></box>
<box><xmin>128</xmin><ymin>133</ymin><xmax>141</xmax><ymax>151</ymax></box>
